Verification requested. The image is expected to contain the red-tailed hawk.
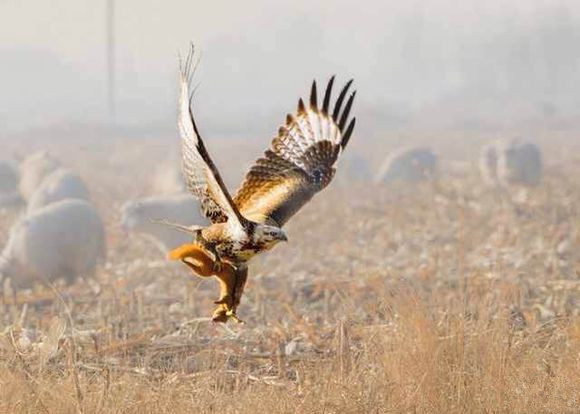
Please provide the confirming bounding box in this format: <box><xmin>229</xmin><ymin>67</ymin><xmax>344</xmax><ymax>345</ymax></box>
<box><xmin>167</xmin><ymin>45</ymin><xmax>356</xmax><ymax>321</ymax></box>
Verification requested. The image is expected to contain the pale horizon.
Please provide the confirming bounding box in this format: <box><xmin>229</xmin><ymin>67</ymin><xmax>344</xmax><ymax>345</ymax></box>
<box><xmin>2</xmin><ymin>0</ymin><xmax>580</xmax><ymax>134</ymax></box>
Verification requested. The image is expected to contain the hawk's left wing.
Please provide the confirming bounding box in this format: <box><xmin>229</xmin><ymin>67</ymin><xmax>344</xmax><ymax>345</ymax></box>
<box><xmin>178</xmin><ymin>46</ymin><xmax>247</xmax><ymax>229</ymax></box>
<box><xmin>234</xmin><ymin>77</ymin><xmax>356</xmax><ymax>226</ymax></box>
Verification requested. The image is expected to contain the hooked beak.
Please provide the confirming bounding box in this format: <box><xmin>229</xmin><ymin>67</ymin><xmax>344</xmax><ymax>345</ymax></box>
<box><xmin>278</xmin><ymin>232</ymin><xmax>288</xmax><ymax>242</ymax></box>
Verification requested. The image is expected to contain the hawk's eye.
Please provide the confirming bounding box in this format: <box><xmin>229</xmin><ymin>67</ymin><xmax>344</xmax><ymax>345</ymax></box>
<box><xmin>312</xmin><ymin>169</ymin><xmax>323</xmax><ymax>184</ymax></box>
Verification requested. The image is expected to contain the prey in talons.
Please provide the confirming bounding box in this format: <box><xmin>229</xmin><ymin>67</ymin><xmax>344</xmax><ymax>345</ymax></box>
<box><xmin>168</xmin><ymin>243</ymin><xmax>247</xmax><ymax>323</ymax></box>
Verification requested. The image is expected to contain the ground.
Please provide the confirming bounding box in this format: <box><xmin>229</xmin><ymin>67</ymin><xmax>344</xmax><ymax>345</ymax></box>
<box><xmin>0</xmin><ymin>129</ymin><xmax>578</xmax><ymax>413</ymax></box>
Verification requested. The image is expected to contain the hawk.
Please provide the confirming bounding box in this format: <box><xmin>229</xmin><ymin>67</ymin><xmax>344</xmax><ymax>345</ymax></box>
<box><xmin>167</xmin><ymin>45</ymin><xmax>356</xmax><ymax>321</ymax></box>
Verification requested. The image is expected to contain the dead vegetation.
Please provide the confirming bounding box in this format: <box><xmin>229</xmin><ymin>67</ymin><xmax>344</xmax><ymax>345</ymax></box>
<box><xmin>0</xmin><ymin>134</ymin><xmax>578</xmax><ymax>413</ymax></box>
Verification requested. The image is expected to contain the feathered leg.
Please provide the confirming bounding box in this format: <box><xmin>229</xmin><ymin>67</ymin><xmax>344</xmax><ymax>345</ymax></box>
<box><xmin>231</xmin><ymin>264</ymin><xmax>248</xmax><ymax>311</ymax></box>
<box><xmin>213</xmin><ymin>264</ymin><xmax>247</xmax><ymax>323</ymax></box>
<box><xmin>207</xmin><ymin>245</ymin><xmax>223</xmax><ymax>272</ymax></box>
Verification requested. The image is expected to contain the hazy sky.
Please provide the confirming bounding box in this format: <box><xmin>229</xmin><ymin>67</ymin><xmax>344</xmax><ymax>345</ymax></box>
<box><xmin>1</xmin><ymin>0</ymin><xmax>579</xmax><ymax>133</ymax></box>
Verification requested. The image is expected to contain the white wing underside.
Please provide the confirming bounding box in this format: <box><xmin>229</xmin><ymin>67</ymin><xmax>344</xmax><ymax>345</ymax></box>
<box><xmin>178</xmin><ymin>47</ymin><xmax>245</xmax><ymax>233</ymax></box>
<box><xmin>176</xmin><ymin>47</ymin><xmax>357</xmax><ymax>234</ymax></box>
<box><xmin>272</xmin><ymin>110</ymin><xmax>342</xmax><ymax>171</ymax></box>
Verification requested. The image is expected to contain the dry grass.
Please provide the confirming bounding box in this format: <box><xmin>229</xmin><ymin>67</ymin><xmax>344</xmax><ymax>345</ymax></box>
<box><xmin>0</xmin><ymin>133</ymin><xmax>578</xmax><ymax>413</ymax></box>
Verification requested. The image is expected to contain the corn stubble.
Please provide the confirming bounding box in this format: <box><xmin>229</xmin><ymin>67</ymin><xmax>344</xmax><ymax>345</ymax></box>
<box><xmin>0</xmin><ymin>136</ymin><xmax>578</xmax><ymax>414</ymax></box>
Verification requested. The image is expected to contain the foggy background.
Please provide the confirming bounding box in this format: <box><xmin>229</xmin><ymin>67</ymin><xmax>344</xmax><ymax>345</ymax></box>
<box><xmin>1</xmin><ymin>0</ymin><xmax>579</xmax><ymax>137</ymax></box>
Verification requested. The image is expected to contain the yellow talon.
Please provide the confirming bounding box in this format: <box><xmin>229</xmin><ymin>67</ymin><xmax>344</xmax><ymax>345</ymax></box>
<box><xmin>226</xmin><ymin>310</ymin><xmax>244</xmax><ymax>324</ymax></box>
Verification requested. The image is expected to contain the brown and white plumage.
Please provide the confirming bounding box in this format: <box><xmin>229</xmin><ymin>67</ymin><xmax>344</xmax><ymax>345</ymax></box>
<box><xmin>234</xmin><ymin>78</ymin><xmax>356</xmax><ymax>226</ymax></box>
<box><xmin>171</xmin><ymin>45</ymin><xmax>356</xmax><ymax>320</ymax></box>
<box><xmin>177</xmin><ymin>44</ymin><xmax>356</xmax><ymax>247</ymax></box>
<box><xmin>178</xmin><ymin>50</ymin><xmax>246</xmax><ymax>229</ymax></box>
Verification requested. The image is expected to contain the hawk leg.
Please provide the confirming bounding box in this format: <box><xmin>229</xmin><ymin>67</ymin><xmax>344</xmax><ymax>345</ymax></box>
<box><xmin>207</xmin><ymin>245</ymin><xmax>223</xmax><ymax>272</ymax></box>
<box><xmin>213</xmin><ymin>264</ymin><xmax>248</xmax><ymax>323</ymax></box>
<box><xmin>213</xmin><ymin>269</ymin><xmax>236</xmax><ymax>309</ymax></box>
<box><xmin>231</xmin><ymin>264</ymin><xmax>248</xmax><ymax>310</ymax></box>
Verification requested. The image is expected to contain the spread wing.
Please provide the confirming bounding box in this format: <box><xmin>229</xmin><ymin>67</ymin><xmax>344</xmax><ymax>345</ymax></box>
<box><xmin>178</xmin><ymin>45</ymin><xmax>247</xmax><ymax>229</ymax></box>
<box><xmin>234</xmin><ymin>77</ymin><xmax>356</xmax><ymax>226</ymax></box>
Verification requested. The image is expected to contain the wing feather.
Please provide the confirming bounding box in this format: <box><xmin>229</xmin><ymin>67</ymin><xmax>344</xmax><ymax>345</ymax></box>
<box><xmin>234</xmin><ymin>77</ymin><xmax>357</xmax><ymax>226</ymax></box>
<box><xmin>178</xmin><ymin>45</ymin><xmax>247</xmax><ymax>229</ymax></box>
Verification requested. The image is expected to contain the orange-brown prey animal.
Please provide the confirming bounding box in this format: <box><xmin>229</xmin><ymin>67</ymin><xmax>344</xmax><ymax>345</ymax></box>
<box><xmin>166</xmin><ymin>45</ymin><xmax>357</xmax><ymax>322</ymax></box>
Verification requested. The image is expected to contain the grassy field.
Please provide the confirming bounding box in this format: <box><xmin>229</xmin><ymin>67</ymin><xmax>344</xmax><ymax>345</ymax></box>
<box><xmin>0</xmin><ymin>132</ymin><xmax>578</xmax><ymax>413</ymax></box>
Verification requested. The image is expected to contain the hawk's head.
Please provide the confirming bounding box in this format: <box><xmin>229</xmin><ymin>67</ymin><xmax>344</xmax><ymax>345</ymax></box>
<box><xmin>253</xmin><ymin>224</ymin><xmax>288</xmax><ymax>249</ymax></box>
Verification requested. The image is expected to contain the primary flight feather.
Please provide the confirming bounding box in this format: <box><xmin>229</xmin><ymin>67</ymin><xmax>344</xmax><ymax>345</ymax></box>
<box><xmin>170</xmin><ymin>45</ymin><xmax>356</xmax><ymax>321</ymax></box>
